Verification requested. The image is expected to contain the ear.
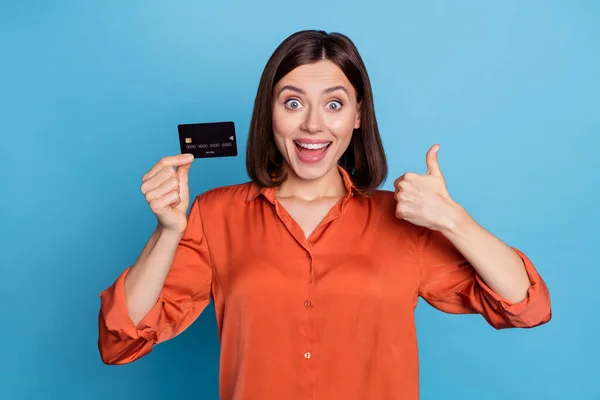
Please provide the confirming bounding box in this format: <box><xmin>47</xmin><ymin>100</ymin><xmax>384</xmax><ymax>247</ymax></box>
<box><xmin>354</xmin><ymin>101</ymin><xmax>362</xmax><ymax>129</ymax></box>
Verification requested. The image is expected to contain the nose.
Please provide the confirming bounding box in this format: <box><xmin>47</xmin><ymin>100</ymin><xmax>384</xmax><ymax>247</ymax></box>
<box><xmin>300</xmin><ymin>106</ymin><xmax>324</xmax><ymax>134</ymax></box>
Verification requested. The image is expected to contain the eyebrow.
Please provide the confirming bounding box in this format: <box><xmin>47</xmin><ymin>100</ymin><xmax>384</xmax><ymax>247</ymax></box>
<box><xmin>277</xmin><ymin>85</ymin><xmax>349</xmax><ymax>97</ymax></box>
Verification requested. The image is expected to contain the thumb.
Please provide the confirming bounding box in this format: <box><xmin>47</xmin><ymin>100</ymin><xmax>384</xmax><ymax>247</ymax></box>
<box><xmin>426</xmin><ymin>144</ymin><xmax>443</xmax><ymax>177</ymax></box>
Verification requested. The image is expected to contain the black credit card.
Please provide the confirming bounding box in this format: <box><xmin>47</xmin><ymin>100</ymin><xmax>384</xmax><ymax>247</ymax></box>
<box><xmin>178</xmin><ymin>121</ymin><xmax>238</xmax><ymax>158</ymax></box>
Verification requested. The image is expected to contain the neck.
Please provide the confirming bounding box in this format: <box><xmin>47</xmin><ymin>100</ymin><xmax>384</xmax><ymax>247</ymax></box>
<box><xmin>276</xmin><ymin>164</ymin><xmax>347</xmax><ymax>201</ymax></box>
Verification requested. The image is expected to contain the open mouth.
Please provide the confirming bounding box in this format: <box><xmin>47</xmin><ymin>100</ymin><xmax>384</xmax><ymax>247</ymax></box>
<box><xmin>295</xmin><ymin>141</ymin><xmax>331</xmax><ymax>150</ymax></box>
<box><xmin>293</xmin><ymin>140</ymin><xmax>332</xmax><ymax>164</ymax></box>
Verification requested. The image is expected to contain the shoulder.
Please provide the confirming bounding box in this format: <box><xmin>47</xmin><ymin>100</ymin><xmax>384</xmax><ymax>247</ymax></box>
<box><xmin>364</xmin><ymin>188</ymin><xmax>425</xmax><ymax>238</ymax></box>
<box><xmin>369</xmin><ymin>188</ymin><xmax>396</xmax><ymax>204</ymax></box>
<box><xmin>365</xmin><ymin>188</ymin><xmax>398</xmax><ymax>213</ymax></box>
<box><xmin>193</xmin><ymin>181</ymin><xmax>254</xmax><ymax>209</ymax></box>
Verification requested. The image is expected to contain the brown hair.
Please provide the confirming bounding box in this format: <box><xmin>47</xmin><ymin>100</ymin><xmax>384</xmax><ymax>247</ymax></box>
<box><xmin>245</xmin><ymin>29</ymin><xmax>388</xmax><ymax>195</ymax></box>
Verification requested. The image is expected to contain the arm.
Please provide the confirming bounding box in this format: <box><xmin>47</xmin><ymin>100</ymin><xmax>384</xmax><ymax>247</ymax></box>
<box><xmin>417</xmin><ymin>221</ymin><xmax>552</xmax><ymax>329</ymax></box>
<box><xmin>98</xmin><ymin>196</ymin><xmax>213</xmax><ymax>364</ymax></box>
<box><xmin>395</xmin><ymin>144</ymin><xmax>551</xmax><ymax>329</ymax></box>
<box><xmin>124</xmin><ymin>227</ymin><xmax>185</xmax><ymax>325</ymax></box>
<box><xmin>440</xmin><ymin>204</ymin><xmax>531</xmax><ymax>304</ymax></box>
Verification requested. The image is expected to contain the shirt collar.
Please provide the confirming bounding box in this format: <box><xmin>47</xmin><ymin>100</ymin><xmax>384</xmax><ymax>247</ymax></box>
<box><xmin>245</xmin><ymin>165</ymin><xmax>366</xmax><ymax>204</ymax></box>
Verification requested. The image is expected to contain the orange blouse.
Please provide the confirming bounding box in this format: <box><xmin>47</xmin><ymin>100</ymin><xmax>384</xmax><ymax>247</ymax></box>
<box><xmin>98</xmin><ymin>166</ymin><xmax>551</xmax><ymax>400</ymax></box>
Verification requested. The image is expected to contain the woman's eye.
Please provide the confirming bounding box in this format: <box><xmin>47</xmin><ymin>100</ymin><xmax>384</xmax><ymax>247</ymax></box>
<box><xmin>285</xmin><ymin>99</ymin><xmax>302</xmax><ymax>109</ymax></box>
<box><xmin>327</xmin><ymin>100</ymin><xmax>342</xmax><ymax>110</ymax></box>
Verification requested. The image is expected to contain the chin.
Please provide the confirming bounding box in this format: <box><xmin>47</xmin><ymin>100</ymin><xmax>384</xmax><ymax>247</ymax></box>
<box><xmin>288</xmin><ymin>162</ymin><xmax>335</xmax><ymax>181</ymax></box>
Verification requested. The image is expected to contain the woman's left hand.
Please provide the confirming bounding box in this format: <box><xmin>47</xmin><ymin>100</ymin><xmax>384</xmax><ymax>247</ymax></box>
<box><xmin>394</xmin><ymin>144</ymin><xmax>465</xmax><ymax>233</ymax></box>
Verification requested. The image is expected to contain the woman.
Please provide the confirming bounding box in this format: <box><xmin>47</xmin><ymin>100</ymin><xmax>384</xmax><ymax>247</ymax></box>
<box><xmin>98</xmin><ymin>30</ymin><xmax>551</xmax><ymax>399</ymax></box>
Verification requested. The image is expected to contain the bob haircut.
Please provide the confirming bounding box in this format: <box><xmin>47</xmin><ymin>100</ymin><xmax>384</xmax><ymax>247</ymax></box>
<box><xmin>246</xmin><ymin>29</ymin><xmax>388</xmax><ymax>195</ymax></box>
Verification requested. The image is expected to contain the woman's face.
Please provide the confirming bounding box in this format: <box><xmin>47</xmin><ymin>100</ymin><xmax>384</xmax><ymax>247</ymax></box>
<box><xmin>272</xmin><ymin>60</ymin><xmax>361</xmax><ymax>182</ymax></box>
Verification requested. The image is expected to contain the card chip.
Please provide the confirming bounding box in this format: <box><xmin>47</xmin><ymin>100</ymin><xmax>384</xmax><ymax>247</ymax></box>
<box><xmin>185</xmin><ymin>138</ymin><xmax>192</xmax><ymax>143</ymax></box>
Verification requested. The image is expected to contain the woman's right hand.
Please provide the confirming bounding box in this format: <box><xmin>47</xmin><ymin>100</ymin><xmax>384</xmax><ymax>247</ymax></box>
<box><xmin>140</xmin><ymin>153</ymin><xmax>195</xmax><ymax>234</ymax></box>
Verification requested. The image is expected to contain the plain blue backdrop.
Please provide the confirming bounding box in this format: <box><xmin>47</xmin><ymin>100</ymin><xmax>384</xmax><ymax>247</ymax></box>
<box><xmin>1</xmin><ymin>1</ymin><xmax>598</xmax><ymax>399</ymax></box>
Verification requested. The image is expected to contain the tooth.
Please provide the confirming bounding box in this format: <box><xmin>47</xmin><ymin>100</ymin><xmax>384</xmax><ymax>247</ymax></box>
<box><xmin>297</xmin><ymin>142</ymin><xmax>329</xmax><ymax>149</ymax></box>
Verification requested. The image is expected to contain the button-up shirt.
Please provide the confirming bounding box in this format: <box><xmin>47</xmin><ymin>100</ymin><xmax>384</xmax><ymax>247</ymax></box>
<box><xmin>98</xmin><ymin>166</ymin><xmax>551</xmax><ymax>400</ymax></box>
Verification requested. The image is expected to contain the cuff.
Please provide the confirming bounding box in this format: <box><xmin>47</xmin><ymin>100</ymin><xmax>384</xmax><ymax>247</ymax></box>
<box><xmin>99</xmin><ymin>267</ymin><xmax>163</xmax><ymax>342</ymax></box>
<box><xmin>475</xmin><ymin>247</ymin><xmax>552</xmax><ymax>328</ymax></box>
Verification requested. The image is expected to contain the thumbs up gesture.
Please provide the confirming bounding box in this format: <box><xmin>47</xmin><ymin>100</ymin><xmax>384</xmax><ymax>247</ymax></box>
<box><xmin>394</xmin><ymin>144</ymin><xmax>462</xmax><ymax>232</ymax></box>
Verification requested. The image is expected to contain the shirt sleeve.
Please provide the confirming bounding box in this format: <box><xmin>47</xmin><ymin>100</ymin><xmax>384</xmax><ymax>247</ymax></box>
<box><xmin>97</xmin><ymin>196</ymin><xmax>214</xmax><ymax>364</ymax></box>
<box><xmin>417</xmin><ymin>228</ymin><xmax>551</xmax><ymax>329</ymax></box>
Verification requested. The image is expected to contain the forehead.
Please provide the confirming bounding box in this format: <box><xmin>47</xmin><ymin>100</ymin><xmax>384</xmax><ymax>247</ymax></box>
<box><xmin>275</xmin><ymin>60</ymin><xmax>353</xmax><ymax>94</ymax></box>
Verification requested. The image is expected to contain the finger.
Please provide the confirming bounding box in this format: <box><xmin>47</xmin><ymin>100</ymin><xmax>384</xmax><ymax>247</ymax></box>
<box><xmin>176</xmin><ymin>161</ymin><xmax>193</xmax><ymax>182</ymax></box>
<box><xmin>394</xmin><ymin>189</ymin><xmax>407</xmax><ymax>202</ymax></box>
<box><xmin>149</xmin><ymin>191</ymin><xmax>181</xmax><ymax>215</ymax></box>
<box><xmin>394</xmin><ymin>174</ymin><xmax>407</xmax><ymax>188</ymax></box>
<box><xmin>143</xmin><ymin>154</ymin><xmax>194</xmax><ymax>183</ymax></box>
<box><xmin>396</xmin><ymin>198</ymin><xmax>415</xmax><ymax>217</ymax></box>
<box><xmin>145</xmin><ymin>177</ymin><xmax>180</xmax><ymax>203</ymax></box>
<box><xmin>141</xmin><ymin>166</ymin><xmax>178</xmax><ymax>195</ymax></box>
<box><xmin>425</xmin><ymin>144</ymin><xmax>442</xmax><ymax>177</ymax></box>
<box><xmin>395</xmin><ymin>204</ymin><xmax>408</xmax><ymax>220</ymax></box>
<box><xmin>395</xmin><ymin>171</ymin><xmax>421</xmax><ymax>189</ymax></box>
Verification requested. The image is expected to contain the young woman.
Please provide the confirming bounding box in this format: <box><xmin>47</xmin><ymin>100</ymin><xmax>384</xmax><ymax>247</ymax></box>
<box><xmin>98</xmin><ymin>30</ymin><xmax>551</xmax><ymax>400</ymax></box>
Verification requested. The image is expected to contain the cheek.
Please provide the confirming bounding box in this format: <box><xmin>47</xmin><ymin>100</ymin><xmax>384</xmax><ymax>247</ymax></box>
<box><xmin>272</xmin><ymin>106</ymin><xmax>297</xmax><ymax>140</ymax></box>
<box><xmin>326</xmin><ymin>111</ymin><xmax>356</xmax><ymax>141</ymax></box>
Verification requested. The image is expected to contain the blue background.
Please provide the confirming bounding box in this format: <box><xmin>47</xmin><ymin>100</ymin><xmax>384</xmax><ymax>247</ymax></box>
<box><xmin>1</xmin><ymin>1</ymin><xmax>598</xmax><ymax>399</ymax></box>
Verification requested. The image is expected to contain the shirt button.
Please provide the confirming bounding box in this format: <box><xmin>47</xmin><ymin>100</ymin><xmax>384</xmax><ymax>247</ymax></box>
<box><xmin>304</xmin><ymin>352</ymin><xmax>311</xmax><ymax>359</ymax></box>
<box><xmin>304</xmin><ymin>300</ymin><xmax>312</xmax><ymax>308</ymax></box>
